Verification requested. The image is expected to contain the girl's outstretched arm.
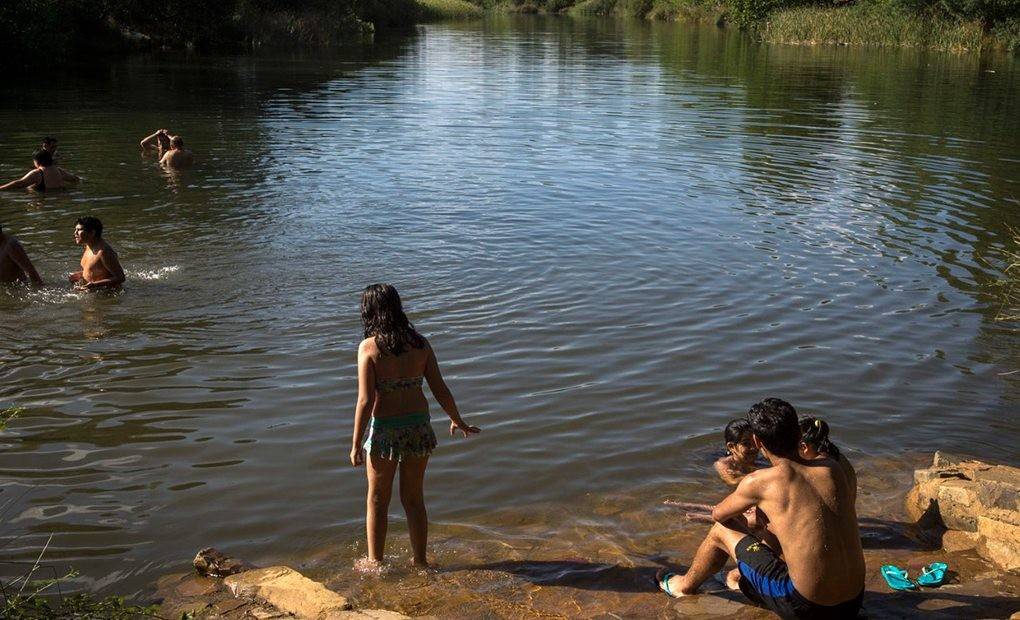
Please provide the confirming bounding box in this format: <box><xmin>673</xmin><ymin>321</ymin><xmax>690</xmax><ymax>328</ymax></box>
<box><xmin>423</xmin><ymin>342</ymin><xmax>479</xmax><ymax>438</ymax></box>
<box><xmin>350</xmin><ymin>340</ymin><xmax>376</xmax><ymax>466</ymax></box>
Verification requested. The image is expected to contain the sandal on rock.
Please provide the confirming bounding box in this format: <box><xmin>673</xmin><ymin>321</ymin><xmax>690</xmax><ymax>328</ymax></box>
<box><xmin>655</xmin><ymin>569</ymin><xmax>681</xmax><ymax>598</ymax></box>
<box><xmin>916</xmin><ymin>562</ymin><xmax>948</xmax><ymax>587</ymax></box>
<box><xmin>881</xmin><ymin>564</ymin><xmax>916</xmax><ymax>591</ymax></box>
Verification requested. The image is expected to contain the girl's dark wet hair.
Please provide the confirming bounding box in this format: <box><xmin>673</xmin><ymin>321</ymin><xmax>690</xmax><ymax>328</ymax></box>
<box><xmin>799</xmin><ymin>417</ymin><xmax>841</xmax><ymax>460</ymax></box>
<box><xmin>361</xmin><ymin>283</ymin><xmax>426</xmax><ymax>356</ymax></box>
<box><xmin>724</xmin><ymin>419</ymin><xmax>751</xmax><ymax>445</ymax></box>
<box><xmin>33</xmin><ymin>150</ymin><xmax>53</xmax><ymax>167</ymax></box>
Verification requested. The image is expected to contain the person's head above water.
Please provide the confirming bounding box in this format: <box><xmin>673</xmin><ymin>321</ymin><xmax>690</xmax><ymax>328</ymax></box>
<box><xmin>170</xmin><ymin>136</ymin><xmax>184</xmax><ymax>149</ymax></box>
<box><xmin>799</xmin><ymin>416</ymin><xmax>841</xmax><ymax>460</ymax></box>
<box><xmin>41</xmin><ymin>136</ymin><xmax>57</xmax><ymax>152</ymax></box>
<box><xmin>723</xmin><ymin>418</ymin><xmax>757</xmax><ymax>463</ymax></box>
<box><xmin>361</xmin><ymin>283</ymin><xmax>426</xmax><ymax>356</ymax></box>
<box><xmin>74</xmin><ymin>216</ymin><xmax>103</xmax><ymax>245</ymax></box>
<box><xmin>746</xmin><ymin>397</ymin><xmax>800</xmax><ymax>458</ymax></box>
<box><xmin>33</xmin><ymin>150</ymin><xmax>53</xmax><ymax>169</ymax></box>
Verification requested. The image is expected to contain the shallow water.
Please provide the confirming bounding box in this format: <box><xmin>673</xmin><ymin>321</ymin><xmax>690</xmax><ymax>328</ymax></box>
<box><xmin>0</xmin><ymin>16</ymin><xmax>1018</xmax><ymax>599</ymax></box>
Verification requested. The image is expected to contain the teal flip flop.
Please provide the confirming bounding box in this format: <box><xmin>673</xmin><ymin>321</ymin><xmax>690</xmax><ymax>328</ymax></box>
<box><xmin>656</xmin><ymin>571</ymin><xmax>680</xmax><ymax>598</ymax></box>
<box><xmin>881</xmin><ymin>564</ymin><xmax>916</xmax><ymax>591</ymax></box>
<box><xmin>916</xmin><ymin>562</ymin><xmax>948</xmax><ymax>587</ymax></box>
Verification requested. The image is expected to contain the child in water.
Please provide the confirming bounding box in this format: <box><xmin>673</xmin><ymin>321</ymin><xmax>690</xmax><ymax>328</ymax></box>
<box><xmin>713</xmin><ymin>418</ymin><xmax>759</xmax><ymax>486</ymax></box>
<box><xmin>666</xmin><ymin>419</ymin><xmax>763</xmax><ymax>524</ymax></box>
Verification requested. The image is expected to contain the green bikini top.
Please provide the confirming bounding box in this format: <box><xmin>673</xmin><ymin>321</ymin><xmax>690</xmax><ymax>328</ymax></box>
<box><xmin>376</xmin><ymin>376</ymin><xmax>423</xmax><ymax>393</ymax></box>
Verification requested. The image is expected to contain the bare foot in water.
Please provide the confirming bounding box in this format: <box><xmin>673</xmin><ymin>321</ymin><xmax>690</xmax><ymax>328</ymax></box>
<box><xmin>726</xmin><ymin>568</ymin><xmax>741</xmax><ymax>591</ymax></box>
<box><xmin>655</xmin><ymin>568</ymin><xmax>695</xmax><ymax>598</ymax></box>
<box><xmin>354</xmin><ymin>557</ymin><xmax>388</xmax><ymax>574</ymax></box>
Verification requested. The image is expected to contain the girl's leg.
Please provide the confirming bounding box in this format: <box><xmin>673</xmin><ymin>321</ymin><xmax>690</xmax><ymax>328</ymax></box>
<box><xmin>398</xmin><ymin>455</ymin><xmax>430</xmax><ymax>566</ymax></box>
<box><xmin>366</xmin><ymin>454</ymin><xmax>399</xmax><ymax>563</ymax></box>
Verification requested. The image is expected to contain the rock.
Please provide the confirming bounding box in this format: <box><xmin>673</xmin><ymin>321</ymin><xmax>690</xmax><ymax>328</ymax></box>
<box><xmin>224</xmin><ymin>565</ymin><xmax>353</xmax><ymax>619</ymax></box>
<box><xmin>941</xmin><ymin>530</ymin><xmax>980</xmax><ymax>553</ymax></box>
<box><xmin>194</xmin><ymin>547</ymin><xmax>254</xmax><ymax>577</ymax></box>
<box><xmin>907</xmin><ymin>455</ymin><xmax>1020</xmax><ymax>573</ymax></box>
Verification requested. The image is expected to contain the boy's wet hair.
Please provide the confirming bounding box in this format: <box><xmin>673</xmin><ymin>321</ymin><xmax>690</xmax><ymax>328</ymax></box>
<box><xmin>76</xmin><ymin>216</ymin><xmax>103</xmax><ymax>238</ymax></box>
<box><xmin>799</xmin><ymin>416</ymin><xmax>841</xmax><ymax>460</ymax></box>
<box><xmin>33</xmin><ymin>150</ymin><xmax>53</xmax><ymax>167</ymax></box>
<box><xmin>747</xmin><ymin>398</ymin><xmax>800</xmax><ymax>457</ymax></box>
<box><xmin>723</xmin><ymin>418</ymin><xmax>751</xmax><ymax>445</ymax></box>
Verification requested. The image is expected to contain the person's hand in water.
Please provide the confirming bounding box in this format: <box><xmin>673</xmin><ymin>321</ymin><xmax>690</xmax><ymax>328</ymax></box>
<box><xmin>450</xmin><ymin>420</ymin><xmax>480</xmax><ymax>438</ymax></box>
<box><xmin>350</xmin><ymin>445</ymin><xmax>364</xmax><ymax>467</ymax></box>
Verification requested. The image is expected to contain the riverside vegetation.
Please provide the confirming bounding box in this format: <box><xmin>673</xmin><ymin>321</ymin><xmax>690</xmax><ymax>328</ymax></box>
<box><xmin>0</xmin><ymin>0</ymin><xmax>1015</xmax><ymax>63</ymax></box>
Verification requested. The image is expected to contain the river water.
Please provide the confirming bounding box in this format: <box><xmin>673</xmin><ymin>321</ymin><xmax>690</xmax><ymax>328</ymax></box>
<box><xmin>0</xmin><ymin>15</ymin><xmax>1018</xmax><ymax>606</ymax></box>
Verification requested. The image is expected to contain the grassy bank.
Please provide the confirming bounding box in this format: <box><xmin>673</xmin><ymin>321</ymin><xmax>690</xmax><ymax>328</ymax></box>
<box><xmin>503</xmin><ymin>0</ymin><xmax>1019</xmax><ymax>51</ymax></box>
<box><xmin>761</xmin><ymin>4</ymin><xmax>1016</xmax><ymax>52</ymax></box>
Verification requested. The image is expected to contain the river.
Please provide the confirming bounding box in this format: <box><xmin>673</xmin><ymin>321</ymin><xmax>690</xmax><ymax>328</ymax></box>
<box><xmin>0</xmin><ymin>15</ymin><xmax>1017</xmax><ymax>606</ymax></box>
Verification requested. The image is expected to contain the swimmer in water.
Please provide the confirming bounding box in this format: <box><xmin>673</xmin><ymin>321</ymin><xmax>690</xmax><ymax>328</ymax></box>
<box><xmin>159</xmin><ymin>135</ymin><xmax>194</xmax><ymax>170</ymax></box>
<box><xmin>140</xmin><ymin>128</ymin><xmax>172</xmax><ymax>152</ymax></box>
<box><xmin>0</xmin><ymin>224</ymin><xmax>44</xmax><ymax>285</ymax></box>
<box><xmin>41</xmin><ymin>136</ymin><xmax>59</xmax><ymax>161</ymax></box>
<box><xmin>0</xmin><ymin>150</ymin><xmax>79</xmax><ymax>191</ymax></box>
<box><xmin>68</xmin><ymin>216</ymin><xmax>125</xmax><ymax>291</ymax></box>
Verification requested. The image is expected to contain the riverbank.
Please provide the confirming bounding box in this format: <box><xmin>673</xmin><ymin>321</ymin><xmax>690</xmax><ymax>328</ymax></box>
<box><xmin>154</xmin><ymin>453</ymin><xmax>1020</xmax><ymax>618</ymax></box>
<box><xmin>562</xmin><ymin>0</ymin><xmax>1020</xmax><ymax>51</ymax></box>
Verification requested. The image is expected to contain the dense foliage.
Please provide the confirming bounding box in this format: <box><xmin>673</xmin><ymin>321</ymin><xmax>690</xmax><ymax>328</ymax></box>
<box><xmin>0</xmin><ymin>0</ymin><xmax>368</xmax><ymax>64</ymax></box>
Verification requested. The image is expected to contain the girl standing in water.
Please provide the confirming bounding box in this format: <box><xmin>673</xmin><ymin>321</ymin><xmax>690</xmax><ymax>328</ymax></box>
<box><xmin>350</xmin><ymin>284</ymin><xmax>480</xmax><ymax>568</ymax></box>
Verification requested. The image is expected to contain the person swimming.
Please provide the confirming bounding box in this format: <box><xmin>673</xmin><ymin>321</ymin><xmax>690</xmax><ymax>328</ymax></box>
<box><xmin>159</xmin><ymin>135</ymin><xmax>194</xmax><ymax>170</ymax></box>
<box><xmin>41</xmin><ymin>136</ymin><xmax>59</xmax><ymax>161</ymax></box>
<box><xmin>0</xmin><ymin>224</ymin><xmax>44</xmax><ymax>285</ymax></box>
<box><xmin>68</xmin><ymin>216</ymin><xmax>125</xmax><ymax>291</ymax></box>
<box><xmin>0</xmin><ymin>150</ymin><xmax>80</xmax><ymax>191</ymax></box>
<box><xmin>349</xmin><ymin>283</ymin><xmax>480</xmax><ymax>568</ymax></box>
<box><xmin>714</xmin><ymin>419</ymin><xmax>760</xmax><ymax>486</ymax></box>
<box><xmin>670</xmin><ymin>419</ymin><xmax>766</xmax><ymax>529</ymax></box>
<box><xmin>140</xmin><ymin>128</ymin><xmax>172</xmax><ymax>152</ymax></box>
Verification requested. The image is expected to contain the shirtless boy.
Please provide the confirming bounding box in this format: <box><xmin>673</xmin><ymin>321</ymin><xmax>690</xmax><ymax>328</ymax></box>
<box><xmin>657</xmin><ymin>398</ymin><xmax>864</xmax><ymax>619</ymax></box>
<box><xmin>69</xmin><ymin>216</ymin><xmax>125</xmax><ymax>290</ymax></box>
<box><xmin>0</xmin><ymin>224</ymin><xmax>44</xmax><ymax>285</ymax></box>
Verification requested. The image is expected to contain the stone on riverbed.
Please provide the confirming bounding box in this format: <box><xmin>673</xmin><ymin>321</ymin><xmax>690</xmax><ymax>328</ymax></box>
<box><xmin>906</xmin><ymin>453</ymin><xmax>1020</xmax><ymax>572</ymax></box>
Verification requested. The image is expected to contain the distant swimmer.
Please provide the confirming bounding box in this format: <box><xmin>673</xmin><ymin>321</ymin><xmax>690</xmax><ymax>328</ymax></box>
<box><xmin>68</xmin><ymin>216</ymin><xmax>125</xmax><ymax>291</ymax></box>
<box><xmin>160</xmin><ymin>136</ymin><xmax>194</xmax><ymax>170</ymax></box>
<box><xmin>0</xmin><ymin>224</ymin><xmax>44</xmax><ymax>285</ymax></box>
<box><xmin>140</xmin><ymin>128</ymin><xmax>171</xmax><ymax>152</ymax></box>
<box><xmin>41</xmin><ymin>136</ymin><xmax>59</xmax><ymax>161</ymax></box>
<box><xmin>140</xmin><ymin>129</ymin><xmax>193</xmax><ymax>169</ymax></box>
<box><xmin>0</xmin><ymin>150</ymin><xmax>80</xmax><ymax>191</ymax></box>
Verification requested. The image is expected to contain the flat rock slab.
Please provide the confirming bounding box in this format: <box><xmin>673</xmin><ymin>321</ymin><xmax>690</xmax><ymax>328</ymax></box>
<box><xmin>225</xmin><ymin>566</ymin><xmax>355</xmax><ymax>619</ymax></box>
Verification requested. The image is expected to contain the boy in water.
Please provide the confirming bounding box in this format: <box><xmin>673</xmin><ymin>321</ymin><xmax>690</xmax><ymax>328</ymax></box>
<box><xmin>68</xmin><ymin>216</ymin><xmax>125</xmax><ymax>290</ymax></box>
<box><xmin>658</xmin><ymin>398</ymin><xmax>864</xmax><ymax>619</ymax></box>
<box><xmin>0</xmin><ymin>224</ymin><xmax>44</xmax><ymax>285</ymax></box>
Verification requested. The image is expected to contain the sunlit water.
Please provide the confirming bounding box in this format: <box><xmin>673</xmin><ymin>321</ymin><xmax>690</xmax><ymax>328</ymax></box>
<box><xmin>0</xmin><ymin>16</ymin><xmax>1018</xmax><ymax>603</ymax></box>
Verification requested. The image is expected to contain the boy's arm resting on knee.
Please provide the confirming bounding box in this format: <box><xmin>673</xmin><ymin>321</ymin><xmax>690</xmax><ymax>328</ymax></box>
<box><xmin>712</xmin><ymin>471</ymin><xmax>763</xmax><ymax>523</ymax></box>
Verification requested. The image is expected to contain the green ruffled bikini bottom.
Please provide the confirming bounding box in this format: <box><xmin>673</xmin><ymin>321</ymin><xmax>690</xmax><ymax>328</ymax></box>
<box><xmin>364</xmin><ymin>413</ymin><xmax>437</xmax><ymax>461</ymax></box>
